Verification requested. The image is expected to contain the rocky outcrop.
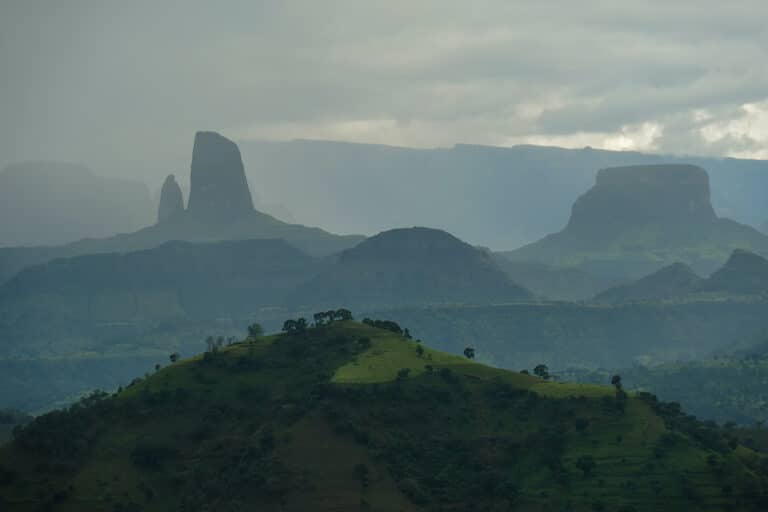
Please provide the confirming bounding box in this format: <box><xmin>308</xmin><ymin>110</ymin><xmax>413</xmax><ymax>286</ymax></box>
<box><xmin>507</xmin><ymin>164</ymin><xmax>768</xmax><ymax>279</ymax></box>
<box><xmin>565</xmin><ymin>164</ymin><xmax>716</xmax><ymax>241</ymax></box>
<box><xmin>186</xmin><ymin>131</ymin><xmax>254</xmax><ymax>221</ymax></box>
<box><xmin>157</xmin><ymin>174</ymin><xmax>184</xmax><ymax>223</ymax></box>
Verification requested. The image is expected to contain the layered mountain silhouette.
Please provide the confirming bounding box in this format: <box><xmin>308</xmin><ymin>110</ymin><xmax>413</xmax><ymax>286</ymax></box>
<box><xmin>0</xmin><ymin>239</ymin><xmax>320</xmax><ymax>357</ymax></box>
<box><xmin>0</xmin><ymin>132</ymin><xmax>363</xmax><ymax>284</ymax></box>
<box><xmin>699</xmin><ymin>249</ymin><xmax>768</xmax><ymax>296</ymax></box>
<box><xmin>241</xmin><ymin>140</ymin><xmax>768</xmax><ymax>248</ymax></box>
<box><xmin>593</xmin><ymin>262</ymin><xmax>702</xmax><ymax>303</ymax></box>
<box><xmin>594</xmin><ymin>249</ymin><xmax>768</xmax><ymax>303</ymax></box>
<box><xmin>0</xmin><ymin>162</ymin><xmax>154</xmax><ymax>247</ymax></box>
<box><xmin>492</xmin><ymin>257</ymin><xmax>620</xmax><ymax>301</ymax></box>
<box><xmin>506</xmin><ymin>164</ymin><xmax>768</xmax><ymax>279</ymax></box>
<box><xmin>290</xmin><ymin>227</ymin><xmax>532</xmax><ymax>308</ymax></box>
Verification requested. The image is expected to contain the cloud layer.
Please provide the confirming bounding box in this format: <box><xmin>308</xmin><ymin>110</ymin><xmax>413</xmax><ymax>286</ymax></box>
<box><xmin>2</xmin><ymin>1</ymin><xmax>767</xmax><ymax>183</ymax></box>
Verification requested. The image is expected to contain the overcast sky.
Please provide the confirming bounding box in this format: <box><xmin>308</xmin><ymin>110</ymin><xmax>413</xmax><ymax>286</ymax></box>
<box><xmin>2</xmin><ymin>1</ymin><xmax>767</xmax><ymax>185</ymax></box>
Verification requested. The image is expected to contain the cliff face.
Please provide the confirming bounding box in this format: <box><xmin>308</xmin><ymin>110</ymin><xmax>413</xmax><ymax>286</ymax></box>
<box><xmin>565</xmin><ymin>164</ymin><xmax>717</xmax><ymax>242</ymax></box>
<box><xmin>157</xmin><ymin>174</ymin><xmax>184</xmax><ymax>224</ymax></box>
<box><xmin>186</xmin><ymin>131</ymin><xmax>254</xmax><ymax>221</ymax></box>
<box><xmin>506</xmin><ymin>164</ymin><xmax>768</xmax><ymax>279</ymax></box>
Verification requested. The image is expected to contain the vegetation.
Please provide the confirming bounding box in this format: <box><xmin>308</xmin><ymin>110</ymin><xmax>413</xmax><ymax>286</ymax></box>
<box><xmin>2</xmin><ymin>319</ymin><xmax>768</xmax><ymax>510</ymax></box>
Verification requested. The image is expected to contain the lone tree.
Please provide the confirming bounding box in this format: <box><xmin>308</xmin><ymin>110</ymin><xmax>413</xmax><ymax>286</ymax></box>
<box><xmin>169</xmin><ymin>352</ymin><xmax>180</xmax><ymax>364</ymax></box>
<box><xmin>463</xmin><ymin>347</ymin><xmax>476</xmax><ymax>360</ymax></box>
<box><xmin>533</xmin><ymin>364</ymin><xmax>550</xmax><ymax>380</ymax></box>
<box><xmin>611</xmin><ymin>374</ymin><xmax>622</xmax><ymax>389</ymax></box>
<box><xmin>247</xmin><ymin>323</ymin><xmax>264</xmax><ymax>339</ymax></box>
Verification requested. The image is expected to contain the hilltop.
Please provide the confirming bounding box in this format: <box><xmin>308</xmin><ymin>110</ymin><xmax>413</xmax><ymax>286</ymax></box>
<box><xmin>698</xmin><ymin>249</ymin><xmax>768</xmax><ymax>296</ymax></box>
<box><xmin>505</xmin><ymin>164</ymin><xmax>768</xmax><ymax>280</ymax></box>
<box><xmin>290</xmin><ymin>227</ymin><xmax>532</xmax><ymax>308</ymax></box>
<box><xmin>2</xmin><ymin>319</ymin><xmax>768</xmax><ymax>511</ymax></box>
<box><xmin>593</xmin><ymin>262</ymin><xmax>702</xmax><ymax>304</ymax></box>
<box><xmin>0</xmin><ymin>132</ymin><xmax>362</xmax><ymax>284</ymax></box>
<box><xmin>593</xmin><ymin>250</ymin><xmax>768</xmax><ymax>304</ymax></box>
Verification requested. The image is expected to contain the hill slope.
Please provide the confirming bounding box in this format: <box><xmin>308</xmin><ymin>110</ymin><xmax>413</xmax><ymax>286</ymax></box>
<box><xmin>698</xmin><ymin>249</ymin><xmax>768</xmax><ymax>296</ymax></box>
<box><xmin>289</xmin><ymin>227</ymin><xmax>532</xmax><ymax>308</ymax></box>
<box><xmin>0</xmin><ymin>239</ymin><xmax>320</xmax><ymax>359</ymax></box>
<box><xmin>593</xmin><ymin>250</ymin><xmax>768</xmax><ymax>304</ymax></box>
<box><xmin>2</xmin><ymin>320</ymin><xmax>768</xmax><ymax>511</ymax></box>
<box><xmin>506</xmin><ymin>164</ymin><xmax>768</xmax><ymax>280</ymax></box>
<box><xmin>594</xmin><ymin>262</ymin><xmax>702</xmax><ymax>303</ymax></box>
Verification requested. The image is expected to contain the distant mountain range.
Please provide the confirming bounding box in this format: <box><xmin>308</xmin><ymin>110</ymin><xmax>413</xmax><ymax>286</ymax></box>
<box><xmin>0</xmin><ymin>132</ymin><xmax>362</xmax><ymax>284</ymax></box>
<box><xmin>0</xmin><ymin>162</ymin><xmax>154</xmax><ymax>247</ymax></box>
<box><xmin>594</xmin><ymin>249</ymin><xmax>768</xmax><ymax>303</ymax></box>
<box><xmin>240</xmin><ymin>139</ymin><xmax>768</xmax><ymax>249</ymax></box>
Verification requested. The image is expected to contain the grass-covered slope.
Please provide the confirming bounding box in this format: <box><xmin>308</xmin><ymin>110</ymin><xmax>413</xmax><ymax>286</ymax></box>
<box><xmin>2</xmin><ymin>321</ymin><xmax>768</xmax><ymax>511</ymax></box>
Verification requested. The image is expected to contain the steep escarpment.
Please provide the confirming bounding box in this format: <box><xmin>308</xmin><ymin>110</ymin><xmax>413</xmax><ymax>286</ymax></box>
<box><xmin>507</xmin><ymin>164</ymin><xmax>768</xmax><ymax>279</ymax></box>
<box><xmin>186</xmin><ymin>131</ymin><xmax>254</xmax><ymax>221</ymax></box>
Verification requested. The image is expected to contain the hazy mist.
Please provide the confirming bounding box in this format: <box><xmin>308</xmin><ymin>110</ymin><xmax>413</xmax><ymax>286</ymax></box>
<box><xmin>3</xmin><ymin>2</ymin><xmax>768</xmax><ymax>183</ymax></box>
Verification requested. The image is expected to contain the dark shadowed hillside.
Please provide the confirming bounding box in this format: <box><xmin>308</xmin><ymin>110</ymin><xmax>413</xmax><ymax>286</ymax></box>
<box><xmin>593</xmin><ymin>262</ymin><xmax>702</xmax><ymax>303</ymax></box>
<box><xmin>289</xmin><ymin>227</ymin><xmax>532</xmax><ymax>308</ymax></box>
<box><xmin>594</xmin><ymin>250</ymin><xmax>768</xmax><ymax>303</ymax></box>
<box><xmin>698</xmin><ymin>250</ymin><xmax>768</xmax><ymax>296</ymax></box>
<box><xmin>0</xmin><ymin>239</ymin><xmax>321</xmax><ymax>359</ymax></box>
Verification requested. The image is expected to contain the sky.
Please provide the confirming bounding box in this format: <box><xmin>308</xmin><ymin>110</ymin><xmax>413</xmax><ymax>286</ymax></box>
<box><xmin>2</xmin><ymin>1</ymin><xmax>768</xmax><ymax>186</ymax></box>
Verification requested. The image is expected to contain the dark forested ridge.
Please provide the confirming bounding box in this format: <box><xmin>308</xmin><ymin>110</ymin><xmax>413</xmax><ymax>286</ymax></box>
<box><xmin>3</xmin><ymin>320</ymin><xmax>768</xmax><ymax>511</ymax></box>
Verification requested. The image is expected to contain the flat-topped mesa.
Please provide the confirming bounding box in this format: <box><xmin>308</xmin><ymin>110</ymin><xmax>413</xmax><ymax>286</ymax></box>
<box><xmin>186</xmin><ymin>131</ymin><xmax>254</xmax><ymax>222</ymax></box>
<box><xmin>565</xmin><ymin>164</ymin><xmax>717</xmax><ymax>238</ymax></box>
<box><xmin>157</xmin><ymin>174</ymin><xmax>184</xmax><ymax>224</ymax></box>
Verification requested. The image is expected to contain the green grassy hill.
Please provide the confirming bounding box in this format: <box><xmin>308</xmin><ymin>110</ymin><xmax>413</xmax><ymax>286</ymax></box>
<box><xmin>2</xmin><ymin>320</ymin><xmax>768</xmax><ymax>511</ymax></box>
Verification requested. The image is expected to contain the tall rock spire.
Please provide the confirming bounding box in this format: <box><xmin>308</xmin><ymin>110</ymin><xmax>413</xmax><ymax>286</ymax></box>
<box><xmin>157</xmin><ymin>174</ymin><xmax>184</xmax><ymax>223</ymax></box>
<box><xmin>186</xmin><ymin>131</ymin><xmax>254</xmax><ymax>221</ymax></box>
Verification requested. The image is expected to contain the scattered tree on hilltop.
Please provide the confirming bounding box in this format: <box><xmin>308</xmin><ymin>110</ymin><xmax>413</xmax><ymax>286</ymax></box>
<box><xmin>534</xmin><ymin>364</ymin><xmax>550</xmax><ymax>380</ymax></box>
<box><xmin>463</xmin><ymin>347</ymin><xmax>476</xmax><ymax>360</ymax></box>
